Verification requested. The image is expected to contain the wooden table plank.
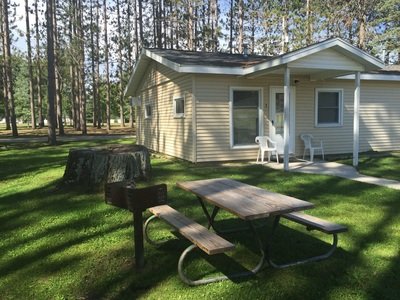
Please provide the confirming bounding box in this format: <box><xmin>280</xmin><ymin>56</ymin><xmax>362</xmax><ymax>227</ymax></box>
<box><xmin>176</xmin><ymin>178</ymin><xmax>314</xmax><ymax>220</ymax></box>
<box><xmin>149</xmin><ymin>205</ymin><xmax>235</xmax><ymax>255</ymax></box>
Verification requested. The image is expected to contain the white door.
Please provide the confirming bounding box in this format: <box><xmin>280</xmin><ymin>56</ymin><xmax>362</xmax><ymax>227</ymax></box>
<box><xmin>269</xmin><ymin>87</ymin><xmax>295</xmax><ymax>154</ymax></box>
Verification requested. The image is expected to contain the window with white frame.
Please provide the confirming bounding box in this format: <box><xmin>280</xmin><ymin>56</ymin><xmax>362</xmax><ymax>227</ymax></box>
<box><xmin>145</xmin><ymin>104</ymin><xmax>152</xmax><ymax>119</ymax></box>
<box><xmin>173</xmin><ymin>96</ymin><xmax>185</xmax><ymax>118</ymax></box>
<box><xmin>315</xmin><ymin>88</ymin><xmax>343</xmax><ymax>127</ymax></box>
<box><xmin>230</xmin><ymin>88</ymin><xmax>262</xmax><ymax>147</ymax></box>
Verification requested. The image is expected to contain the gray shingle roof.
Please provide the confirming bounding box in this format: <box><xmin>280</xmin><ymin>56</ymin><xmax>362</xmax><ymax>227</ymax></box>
<box><xmin>147</xmin><ymin>49</ymin><xmax>274</xmax><ymax>68</ymax></box>
<box><xmin>367</xmin><ymin>64</ymin><xmax>400</xmax><ymax>75</ymax></box>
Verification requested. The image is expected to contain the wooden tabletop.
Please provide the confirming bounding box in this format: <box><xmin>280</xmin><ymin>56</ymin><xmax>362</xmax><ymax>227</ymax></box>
<box><xmin>176</xmin><ymin>178</ymin><xmax>314</xmax><ymax>220</ymax></box>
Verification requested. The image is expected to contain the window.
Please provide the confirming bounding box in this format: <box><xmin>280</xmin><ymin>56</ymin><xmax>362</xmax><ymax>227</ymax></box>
<box><xmin>145</xmin><ymin>104</ymin><xmax>152</xmax><ymax>119</ymax></box>
<box><xmin>173</xmin><ymin>97</ymin><xmax>185</xmax><ymax>118</ymax></box>
<box><xmin>230</xmin><ymin>88</ymin><xmax>262</xmax><ymax>147</ymax></box>
<box><xmin>315</xmin><ymin>89</ymin><xmax>343</xmax><ymax>127</ymax></box>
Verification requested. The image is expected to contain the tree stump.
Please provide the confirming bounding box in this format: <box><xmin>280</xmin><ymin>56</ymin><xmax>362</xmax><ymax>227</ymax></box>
<box><xmin>62</xmin><ymin>145</ymin><xmax>151</xmax><ymax>186</ymax></box>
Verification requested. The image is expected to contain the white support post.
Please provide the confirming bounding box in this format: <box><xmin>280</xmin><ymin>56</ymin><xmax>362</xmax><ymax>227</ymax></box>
<box><xmin>284</xmin><ymin>66</ymin><xmax>290</xmax><ymax>171</ymax></box>
<box><xmin>353</xmin><ymin>71</ymin><xmax>361</xmax><ymax>167</ymax></box>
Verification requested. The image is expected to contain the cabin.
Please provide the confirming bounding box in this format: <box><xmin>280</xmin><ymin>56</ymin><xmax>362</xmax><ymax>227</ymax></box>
<box><xmin>124</xmin><ymin>38</ymin><xmax>400</xmax><ymax>169</ymax></box>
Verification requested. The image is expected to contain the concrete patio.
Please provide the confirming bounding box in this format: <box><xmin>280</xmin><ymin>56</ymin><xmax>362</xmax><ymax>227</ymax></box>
<box><xmin>263</xmin><ymin>160</ymin><xmax>400</xmax><ymax>190</ymax></box>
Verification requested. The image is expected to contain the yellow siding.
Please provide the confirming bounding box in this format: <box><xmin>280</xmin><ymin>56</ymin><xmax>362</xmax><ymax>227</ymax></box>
<box><xmin>136</xmin><ymin>60</ymin><xmax>400</xmax><ymax>163</ymax></box>
<box><xmin>294</xmin><ymin>79</ymin><xmax>400</xmax><ymax>155</ymax></box>
<box><xmin>136</xmin><ymin>62</ymin><xmax>194</xmax><ymax>161</ymax></box>
<box><xmin>196</xmin><ymin>74</ymin><xmax>400</xmax><ymax>162</ymax></box>
<box><xmin>294</xmin><ymin>79</ymin><xmax>355</xmax><ymax>155</ymax></box>
<box><xmin>195</xmin><ymin>74</ymin><xmax>281</xmax><ymax>162</ymax></box>
<box><xmin>359</xmin><ymin>81</ymin><xmax>400</xmax><ymax>152</ymax></box>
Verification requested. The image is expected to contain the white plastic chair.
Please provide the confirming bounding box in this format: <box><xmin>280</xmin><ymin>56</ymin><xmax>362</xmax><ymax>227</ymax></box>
<box><xmin>300</xmin><ymin>134</ymin><xmax>324</xmax><ymax>162</ymax></box>
<box><xmin>255</xmin><ymin>136</ymin><xmax>279</xmax><ymax>163</ymax></box>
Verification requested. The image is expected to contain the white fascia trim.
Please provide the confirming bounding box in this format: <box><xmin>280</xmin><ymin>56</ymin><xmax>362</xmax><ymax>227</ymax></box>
<box><xmin>144</xmin><ymin>49</ymin><xmax>181</xmax><ymax>72</ymax></box>
<box><xmin>124</xmin><ymin>51</ymin><xmax>152</xmax><ymax>97</ymax></box>
<box><xmin>336</xmin><ymin>74</ymin><xmax>400</xmax><ymax>81</ymax></box>
<box><xmin>179</xmin><ymin>65</ymin><xmax>245</xmax><ymax>75</ymax></box>
<box><xmin>331</xmin><ymin>39</ymin><xmax>384</xmax><ymax>69</ymax></box>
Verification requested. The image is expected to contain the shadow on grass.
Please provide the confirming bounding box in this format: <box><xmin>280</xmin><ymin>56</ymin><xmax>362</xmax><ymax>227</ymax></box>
<box><xmin>0</xmin><ymin>179</ymin><xmax>133</xmax><ymax>291</ymax></box>
<box><xmin>2</xmin><ymin>148</ymin><xmax>400</xmax><ymax>299</ymax></box>
<box><xmin>0</xmin><ymin>139</ymin><xmax>135</xmax><ymax>181</ymax></box>
<box><xmin>96</xmin><ymin>217</ymin><xmax>353</xmax><ymax>299</ymax></box>
<box><xmin>111</xmin><ymin>162</ymin><xmax>400</xmax><ymax>299</ymax></box>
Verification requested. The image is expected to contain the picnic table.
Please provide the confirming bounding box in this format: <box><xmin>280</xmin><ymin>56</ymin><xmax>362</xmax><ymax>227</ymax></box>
<box><xmin>146</xmin><ymin>178</ymin><xmax>347</xmax><ymax>285</ymax></box>
<box><xmin>176</xmin><ymin>178</ymin><xmax>314</xmax><ymax>221</ymax></box>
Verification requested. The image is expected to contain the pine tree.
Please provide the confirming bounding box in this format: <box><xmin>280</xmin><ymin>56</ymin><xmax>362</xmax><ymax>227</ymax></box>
<box><xmin>2</xmin><ymin>0</ymin><xmax>18</xmax><ymax>136</ymax></box>
<box><xmin>46</xmin><ymin>0</ymin><xmax>57</xmax><ymax>145</ymax></box>
<box><xmin>103</xmin><ymin>0</ymin><xmax>111</xmax><ymax>130</ymax></box>
<box><xmin>25</xmin><ymin>0</ymin><xmax>36</xmax><ymax>129</ymax></box>
<box><xmin>0</xmin><ymin>0</ymin><xmax>10</xmax><ymax>130</ymax></box>
<box><xmin>35</xmin><ymin>0</ymin><xmax>44</xmax><ymax>128</ymax></box>
<box><xmin>373</xmin><ymin>0</ymin><xmax>400</xmax><ymax>63</ymax></box>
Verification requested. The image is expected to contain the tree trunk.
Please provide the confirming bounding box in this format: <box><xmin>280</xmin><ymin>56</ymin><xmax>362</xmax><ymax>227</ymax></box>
<box><xmin>90</xmin><ymin>0</ymin><xmax>97</xmax><ymax>127</ymax></box>
<box><xmin>0</xmin><ymin>0</ymin><xmax>10</xmax><ymax>130</ymax></box>
<box><xmin>129</xmin><ymin>106</ymin><xmax>134</xmax><ymax>128</ymax></box>
<box><xmin>54</xmin><ymin>0</ymin><xmax>64</xmax><ymax>135</ymax></box>
<box><xmin>116</xmin><ymin>0</ymin><xmax>125</xmax><ymax>128</ymax></box>
<box><xmin>25</xmin><ymin>0</ymin><xmax>36</xmax><ymax>129</ymax></box>
<box><xmin>168</xmin><ymin>0</ymin><xmax>173</xmax><ymax>49</ymax></box>
<box><xmin>138</xmin><ymin>0</ymin><xmax>143</xmax><ymax>50</ymax></box>
<box><xmin>69</xmin><ymin>0</ymin><xmax>79</xmax><ymax>130</ymax></box>
<box><xmin>306</xmin><ymin>0</ymin><xmax>313</xmax><ymax>45</ymax></box>
<box><xmin>2</xmin><ymin>0</ymin><xmax>18</xmax><ymax>137</ymax></box>
<box><xmin>35</xmin><ymin>0</ymin><xmax>44</xmax><ymax>128</ymax></box>
<box><xmin>62</xmin><ymin>145</ymin><xmax>152</xmax><ymax>186</ymax></box>
<box><xmin>238</xmin><ymin>0</ymin><xmax>244</xmax><ymax>54</ymax></box>
<box><xmin>134</xmin><ymin>0</ymin><xmax>140</xmax><ymax>56</ymax></box>
<box><xmin>95</xmin><ymin>0</ymin><xmax>101</xmax><ymax>128</ymax></box>
<box><xmin>1</xmin><ymin>65</ymin><xmax>11</xmax><ymax>131</ymax></box>
<box><xmin>229</xmin><ymin>0</ymin><xmax>233</xmax><ymax>53</ymax></box>
<box><xmin>78</xmin><ymin>0</ymin><xmax>87</xmax><ymax>135</ymax></box>
<box><xmin>187</xmin><ymin>1</ymin><xmax>194</xmax><ymax>50</ymax></box>
<box><xmin>210</xmin><ymin>0</ymin><xmax>218</xmax><ymax>52</ymax></box>
<box><xmin>46</xmin><ymin>0</ymin><xmax>57</xmax><ymax>145</ymax></box>
<box><xmin>103</xmin><ymin>0</ymin><xmax>111</xmax><ymax>131</ymax></box>
<box><xmin>358</xmin><ymin>15</ymin><xmax>367</xmax><ymax>50</ymax></box>
<box><xmin>281</xmin><ymin>1</ymin><xmax>289</xmax><ymax>53</ymax></box>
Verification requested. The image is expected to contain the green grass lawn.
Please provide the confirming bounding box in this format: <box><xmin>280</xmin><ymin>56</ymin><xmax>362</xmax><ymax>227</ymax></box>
<box><xmin>1</xmin><ymin>141</ymin><xmax>399</xmax><ymax>299</ymax></box>
<box><xmin>337</xmin><ymin>152</ymin><xmax>400</xmax><ymax>182</ymax></box>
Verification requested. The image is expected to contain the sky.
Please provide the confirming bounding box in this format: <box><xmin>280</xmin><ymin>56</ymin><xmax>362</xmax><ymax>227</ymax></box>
<box><xmin>13</xmin><ymin>0</ymin><xmax>33</xmax><ymax>52</ymax></box>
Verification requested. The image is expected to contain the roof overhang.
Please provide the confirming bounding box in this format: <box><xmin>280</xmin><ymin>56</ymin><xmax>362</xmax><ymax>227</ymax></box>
<box><xmin>124</xmin><ymin>38</ymin><xmax>385</xmax><ymax>97</ymax></box>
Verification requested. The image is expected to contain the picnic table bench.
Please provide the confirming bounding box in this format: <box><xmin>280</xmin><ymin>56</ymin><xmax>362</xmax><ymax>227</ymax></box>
<box><xmin>265</xmin><ymin>211</ymin><xmax>348</xmax><ymax>268</ymax></box>
<box><xmin>146</xmin><ymin>204</ymin><xmax>236</xmax><ymax>285</ymax></box>
<box><xmin>147</xmin><ymin>205</ymin><xmax>235</xmax><ymax>255</ymax></box>
<box><xmin>283</xmin><ymin>211</ymin><xmax>348</xmax><ymax>234</ymax></box>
